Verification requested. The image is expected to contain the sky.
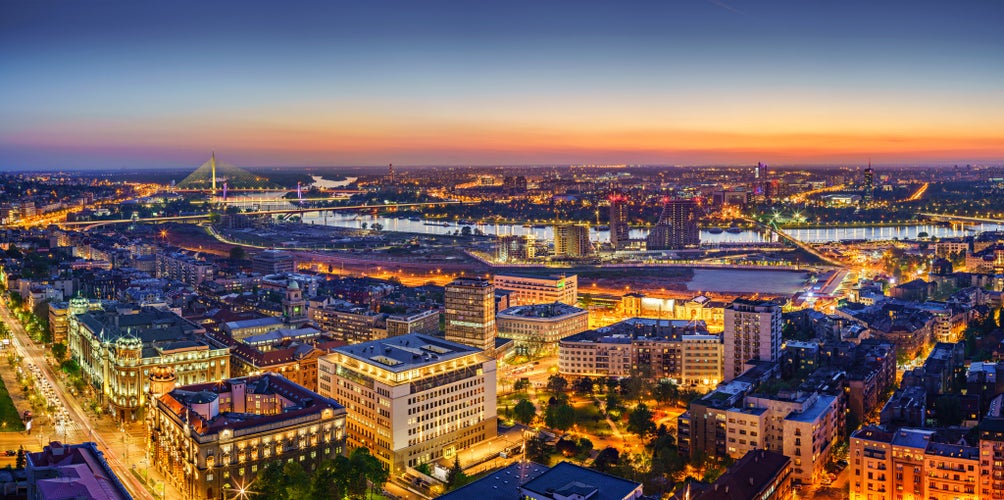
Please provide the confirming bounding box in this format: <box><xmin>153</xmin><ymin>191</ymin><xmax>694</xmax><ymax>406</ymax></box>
<box><xmin>1</xmin><ymin>0</ymin><xmax>1002</xmax><ymax>169</ymax></box>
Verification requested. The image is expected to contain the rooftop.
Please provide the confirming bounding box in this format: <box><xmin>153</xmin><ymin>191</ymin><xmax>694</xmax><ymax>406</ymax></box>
<box><xmin>332</xmin><ymin>333</ymin><xmax>482</xmax><ymax>372</ymax></box>
<box><xmin>693</xmin><ymin>450</ymin><xmax>790</xmax><ymax>500</ymax></box>
<box><xmin>562</xmin><ymin>317</ymin><xmax>711</xmax><ymax>344</ymax></box>
<box><xmin>224</xmin><ymin>317</ymin><xmax>284</xmax><ymax>330</ymax></box>
<box><xmin>925</xmin><ymin>442</ymin><xmax>978</xmax><ymax>460</ymax></box>
<box><xmin>495</xmin><ymin>273</ymin><xmax>574</xmax><ymax>280</ymax></box>
<box><xmin>891</xmin><ymin>428</ymin><xmax>935</xmax><ymax>449</ymax></box>
<box><xmin>75</xmin><ymin>307</ymin><xmax>211</xmax><ymax>358</ymax></box>
<box><xmin>519</xmin><ymin>461</ymin><xmax>642</xmax><ymax>500</ymax></box>
<box><xmin>497</xmin><ymin>302</ymin><xmax>586</xmax><ymax>319</ymax></box>
<box><xmin>27</xmin><ymin>441</ymin><xmax>132</xmax><ymax>500</ymax></box>
<box><xmin>727</xmin><ymin>298</ymin><xmax>780</xmax><ymax>310</ymax></box>
<box><xmin>447</xmin><ymin>277</ymin><xmax>492</xmax><ymax>288</ymax></box>
<box><xmin>852</xmin><ymin>426</ymin><xmax>896</xmax><ymax>443</ymax></box>
<box><xmin>437</xmin><ymin>461</ymin><xmax>549</xmax><ymax>500</ymax></box>
<box><xmin>785</xmin><ymin>394</ymin><xmax>836</xmax><ymax>423</ymax></box>
<box><xmin>159</xmin><ymin>374</ymin><xmax>344</xmax><ymax>436</ymax></box>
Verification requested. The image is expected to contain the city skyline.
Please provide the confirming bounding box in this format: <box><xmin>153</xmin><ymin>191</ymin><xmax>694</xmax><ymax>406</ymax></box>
<box><xmin>2</xmin><ymin>0</ymin><xmax>1002</xmax><ymax>169</ymax></box>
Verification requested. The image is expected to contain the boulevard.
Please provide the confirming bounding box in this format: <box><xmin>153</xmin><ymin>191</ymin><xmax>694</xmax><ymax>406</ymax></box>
<box><xmin>0</xmin><ymin>297</ymin><xmax>177</xmax><ymax>500</ymax></box>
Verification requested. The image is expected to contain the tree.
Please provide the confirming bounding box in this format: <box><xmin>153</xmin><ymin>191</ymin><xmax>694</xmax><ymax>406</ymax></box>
<box><xmin>526</xmin><ymin>435</ymin><xmax>551</xmax><ymax>465</ymax></box>
<box><xmin>60</xmin><ymin>359</ymin><xmax>80</xmax><ymax>377</ymax></box>
<box><xmin>546</xmin><ymin>374</ymin><xmax>568</xmax><ymax>395</ymax></box>
<box><xmin>573</xmin><ymin>377</ymin><xmax>594</xmax><ymax>395</ymax></box>
<box><xmin>605</xmin><ymin>392</ymin><xmax>621</xmax><ymax>413</ymax></box>
<box><xmin>50</xmin><ymin>342</ymin><xmax>67</xmax><ymax>362</ymax></box>
<box><xmin>627</xmin><ymin>404</ymin><xmax>656</xmax><ymax>437</ymax></box>
<box><xmin>251</xmin><ymin>463</ymin><xmax>284</xmax><ymax>500</ymax></box>
<box><xmin>364</xmin><ymin>452</ymin><xmax>389</xmax><ymax>496</ymax></box>
<box><xmin>345</xmin><ymin>447</ymin><xmax>377</xmax><ymax>497</ymax></box>
<box><xmin>282</xmin><ymin>461</ymin><xmax>310</xmax><ymax>499</ymax></box>
<box><xmin>348</xmin><ymin>447</ymin><xmax>385</xmax><ymax>498</ymax></box>
<box><xmin>593</xmin><ymin>447</ymin><xmax>619</xmax><ymax>472</ymax></box>
<box><xmin>229</xmin><ymin>246</ymin><xmax>247</xmax><ymax>261</ymax></box>
<box><xmin>933</xmin><ymin>395</ymin><xmax>963</xmax><ymax>427</ymax></box>
<box><xmin>513</xmin><ymin>399</ymin><xmax>537</xmax><ymax>425</ymax></box>
<box><xmin>311</xmin><ymin>456</ymin><xmax>355</xmax><ymax>500</ymax></box>
<box><xmin>653</xmin><ymin>380</ymin><xmax>678</xmax><ymax>404</ymax></box>
<box><xmin>545</xmin><ymin>403</ymin><xmax>575</xmax><ymax>431</ymax></box>
<box><xmin>575</xmin><ymin>437</ymin><xmax>594</xmax><ymax>460</ymax></box>
<box><xmin>461</xmin><ymin>226</ymin><xmax>472</xmax><ymax>237</ymax></box>
<box><xmin>513</xmin><ymin>378</ymin><xmax>531</xmax><ymax>393</ymax></box>
<box><xmin>446</xmin><ymin>455</ymin><xmax>471</xmax><ymax>490</ymax></box>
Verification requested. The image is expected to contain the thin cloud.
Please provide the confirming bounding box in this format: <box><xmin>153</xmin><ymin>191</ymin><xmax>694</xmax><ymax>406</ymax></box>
<box><xmin>703</xmin><ymin>0</ymin><xmax>744</xmax><ymax>16</ymax></box>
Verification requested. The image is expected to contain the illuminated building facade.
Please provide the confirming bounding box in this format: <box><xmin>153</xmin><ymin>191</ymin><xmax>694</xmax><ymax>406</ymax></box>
<box><xmin>558</xmin><ymin>318</ymin><xmax>722</xmax><ymax>386</ymax></box>
<box><xmin>67</xmin><ymin>305</ymin><xmax>230</xmax><ymax>421</ymax></box>
<box><xmin>493</xmin><ymin>273</ymin><xmax>578</xmax><ymax>307</ymax></box>
<box><xmin>723</xmin><ymin>299</ymin><xmax>782</xmax><ymax>382</ymax></box>
<box><xmin>151</xmin><ymin>374</ymin><xmax>346</xmax><ymax>500</ymax></box>
<box><xmin>496</xmin><ymin>302</ymin><xmax>588</xmax><ymax>355</ymax></box>
<box><xmin>444</xmin><ymin>277</ymin><xmax>496</xmax><ymax>351</ymax></box>
<box><xmin>317</xmin><ymin>334</ymin><xmax>496</xmax><ymax>474</ymax></box>
<box><xmin>646</xmin><ymin>198</ymin><xmax>699</xmax><ymax>251</ymax></box>
<box><xmin>553</xmin><ymin>224</ymin><xmax>591</xmax><ymax>257</ymax></box>
<box><xmin>609</xmin><ymin>192</ymin><xmax>630</xmax><ymax>250</ymax></box>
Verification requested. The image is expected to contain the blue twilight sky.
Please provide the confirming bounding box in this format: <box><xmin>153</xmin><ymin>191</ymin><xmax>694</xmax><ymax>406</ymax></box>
<box><xmin>1</xmin><ymin>0</ymin><xmax>1002</xmax><ymax>169</ymax></box>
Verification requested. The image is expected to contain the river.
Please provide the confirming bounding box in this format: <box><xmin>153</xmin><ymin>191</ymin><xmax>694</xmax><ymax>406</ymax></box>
<box><xmin>300</xmin><ymin>212</ymin><xmax>774</xmax><ymax>244</ymax></box>
<box><xmin>225</xmin><ymin>188</ymin><xmax>1004</xmax><ymax>244</ymax></box>
<box><xmin>310</xmin><ymin>175</ymin><xmax>357</xmax><ymax>188</ymax></box>
<box><xmin>299</xmin><ymin>212</ymin><xmax>1004</xmax><ymax>244</ymax></box>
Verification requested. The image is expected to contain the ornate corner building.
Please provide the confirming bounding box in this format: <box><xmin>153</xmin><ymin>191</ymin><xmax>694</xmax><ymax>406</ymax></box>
<box><xmin>150</xmin><ymin>374</ymin><xmax>346</xmax><ymax>500</ymax></box>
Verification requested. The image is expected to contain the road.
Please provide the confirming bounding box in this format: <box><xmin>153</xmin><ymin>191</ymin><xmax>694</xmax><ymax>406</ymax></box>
<box><xmin>764</xmin><ymin>222</ymin><xmax>847</xmax><ymax>268</ymax></box>
<box><xmin>0</xmin><ymin>297</ymin><xmax>161</xmax><ymax>499</ymax></box>
<box><xmin>921</xmin><ymin>212</ymin><xmax>1004</xmax><ymax>225</ymax></box>
<box><xmin>905</xmin><ymin>182</ymin><xmax>929</xmax><ymax>202</ymax></box>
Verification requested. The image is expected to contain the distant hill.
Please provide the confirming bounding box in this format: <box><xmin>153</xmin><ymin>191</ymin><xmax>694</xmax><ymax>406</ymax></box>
<box><xmin>176</xmin><ymin>156</ymin><xmax>281</xmax><ymax>190</ymax></box>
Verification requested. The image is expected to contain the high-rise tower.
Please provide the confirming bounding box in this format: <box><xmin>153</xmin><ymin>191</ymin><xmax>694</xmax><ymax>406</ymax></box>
<box><xmin>609</xmin><ymin>193</ymin><xmax>629</xmax><ymax>250</ymax></box>
<box><xmin>723</xmin><ymin>299</ymin><xmax>781</xmax><ymax>381</ymax></box>
<box><xmin>646</xmin><ymin>197</ymin><xmax>699</xmax><ymax>250</ymax></box>
<box><xmin>553</xmin><ymin>224</ymin><xmax>591</xmax><ymax>257</ymax></box>
<box><xmin>210</xmin><ymin>151</ymin><xmax>217</xmax><ymax>194</ymax></box>
<box><xmin>863</xmin><ymin>162</ymin><xmax>874</xmax><ymax>203</ymax></box>
<box><xmin>444</xmin><ymin>277</ymin><xmax>496</xmax><ymax>352</ymax></box>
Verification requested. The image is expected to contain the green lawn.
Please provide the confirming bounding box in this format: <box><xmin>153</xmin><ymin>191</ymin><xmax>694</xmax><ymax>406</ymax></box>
<box><xmin>0</xmin><ymin>375</ymin><xmax>25</xmax><ymax>431</ymax></box>
<box><xmin>573</xmin><ymin>401</ymin><xmax>612</xmax><ymax>437</ymax></box>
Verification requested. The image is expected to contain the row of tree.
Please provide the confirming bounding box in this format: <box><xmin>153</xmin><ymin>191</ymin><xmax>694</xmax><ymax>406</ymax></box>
<box><xmin>251</xmin><ymin>448</ymin><xmax>387</xmax><ymax>500</ymax></box>
<box><xmin>520</xmin><ymin>374</ymin><xmax>699</xmax><ymax>407</ymax></box>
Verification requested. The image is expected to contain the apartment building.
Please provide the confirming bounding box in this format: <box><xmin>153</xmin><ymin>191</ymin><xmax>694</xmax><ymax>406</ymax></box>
<box><xmin>850</xmin><ymin>426</ymin><xmax>979</xmax><ymax>500</ymax></box>
<box><xmin>558</xmin><ymin>318</ymin><xmax>722</xmax><ymax>386</ymax></box>
<box><xmin>724</xmin><ymin>299</ymin><xmax>782</xmax><ymax>382</ymax></box>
